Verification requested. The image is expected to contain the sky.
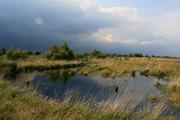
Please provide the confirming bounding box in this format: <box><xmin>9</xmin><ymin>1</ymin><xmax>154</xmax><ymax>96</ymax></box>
<box><xmin>0</xmin><ymin>0</ymin><xmax>180</xmax><ymax>56</ymax></box>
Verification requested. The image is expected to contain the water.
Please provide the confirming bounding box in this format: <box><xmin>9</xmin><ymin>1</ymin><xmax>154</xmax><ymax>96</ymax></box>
<box><xmin>30</xmin><ymin>71</ymin><xmax>180</xmax><ymax>117</ymax></box>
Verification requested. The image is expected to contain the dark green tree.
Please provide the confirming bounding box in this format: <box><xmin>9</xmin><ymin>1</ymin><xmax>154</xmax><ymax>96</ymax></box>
<box><xmin>0</xmin><ymin>48</ymin><xmax>7</xmax><ymax>56</ymax></box>
<box><xmin>91</xmin><ymin>50</ymin><xmax>104</xmax><ymax>58</ymax></box>
<box><xmin>46</xmin><ymin>42</ymin><xmax>74</xmax><ymax>60</ymax></box>
<box><xmin>6</xmin><ymin>48</ymin><xmax>28</xmax><ymax>60</ymax></box>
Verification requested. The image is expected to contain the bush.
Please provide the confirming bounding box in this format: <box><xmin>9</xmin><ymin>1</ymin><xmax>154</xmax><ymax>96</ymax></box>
<box><xmin>34</xmin><ymin>51</ymin><xmax>42</xmax><ymax>55</ymax></box>
<box><xmin>6</xmin><ymin>48</ymin><xmax>28</xmax><ymax>60</ymax></box>
<box><xmin>75</xmin><ymin>53</ymin><xmax>89</xmax><ymax>59</ymax></box>
<box><xmin>140</xmin><ymin>69</ymin><xmax>149</xmax><ymax>76</ymax></box>
<box><xmin>128</xmin><ymin>53</ymin><xmax>143</xmax><ymax>57</ymax></box>
<box><xmin>0</xmin><ymin>63</ymin><xmax>20</xmax><ymax>80</ymax></box>
<box><xmin>27</xmin><ymin>51</ymin><xmax>33</xmax><ymax>55</ymax></box>
<box><xmin>0</xmin><ymin>48</ymin><xmax>7</xmax><ymax>56</ymax></box>
<box><xmin>91</xmin><ymin>50</ymin><xmax>105</xmax><ymax>58</ymax></box>
<box><xmin>46</xmin><ymin>42</ymin><xmax>74</xmax><ymax>60</ymax></box>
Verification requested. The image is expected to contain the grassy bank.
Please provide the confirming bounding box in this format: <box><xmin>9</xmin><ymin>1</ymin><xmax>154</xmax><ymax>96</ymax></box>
<box><xmin>1</xmin><ymin>56</ymin><xmax>179</xmax><ymax>78</ymax></box>
<box><xmin>80</xmin><ymin>57</ymin><xmax>180</xmax><ymax>78</ymax></box>
<box><xmin>0</xmin><ymin>79</ymin><xmax>129</xmax><ymax>120</ymax></box>
<box><xmin>1</xmin><ymin>78</ymin><xmax>176</xmax><ymax>120</ymax></box>
<box><xmin>156</xmin><ymin>78</ymin><xmax>180</xmax><ymax>108</ymax></box>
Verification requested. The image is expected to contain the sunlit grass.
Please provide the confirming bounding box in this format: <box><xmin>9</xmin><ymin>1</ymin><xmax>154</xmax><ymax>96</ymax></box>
<box><xmin>0</xmin><ymin>56</ymin><xmax>179</xmax><ymax>119</ymax></box>
<box><xmin>166</xmin><ymin>77</ymin><xmax>180</xmax><ymax>108</ymax></box>
<box><xmin>80</xmin><ymin>57</ymin><xmax>180</xmax><ymax>78</ymax></box>
<box><xmin>1</xmin><ymin>56</ymin><xmax>180</xmax><ymax>78</ymax></box>
<box><xmin>0</xmin><ymin>78</ymin><xmax>129</xmax><ymax>120</ymax></box>
<box><xmin>0</xmin><ymin>78</ymin><xmax>173</xmax><ymax>120</ymax></box>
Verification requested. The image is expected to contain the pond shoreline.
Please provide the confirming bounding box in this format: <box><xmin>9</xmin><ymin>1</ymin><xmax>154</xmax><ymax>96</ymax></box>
<box><xmin>29</xmin><ymin>72</ymin><xmax>179</xmax><ymax>117</ymax></box>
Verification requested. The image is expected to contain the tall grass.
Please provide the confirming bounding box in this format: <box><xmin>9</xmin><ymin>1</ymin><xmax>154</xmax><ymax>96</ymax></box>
<box><xmin>165</xmin><ymin>77</ymin><xmax>180</xmax><ymax>108</ymax></box>
<box><xmin>99</xmin><ymin>85</ymin><xmax>167</xmax><ymax>120</ymax></box>
<box><xmin>0</xmin><ymin>78</ymin><xmax>129</xmax><ymax>120</ymax></box>
<box><xmin>30</xmin><ymin>80</ymin><xmax>169</xmax><ymax>120</ymax></box>
<box><xmin>169</xmin><ymin>77</ymin><xmax>180</xmax><ymax>88</ymax></box>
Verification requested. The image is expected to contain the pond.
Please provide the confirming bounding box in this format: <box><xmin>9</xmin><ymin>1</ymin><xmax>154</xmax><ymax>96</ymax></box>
<box><xmin>30</xmin><ymin>71</ymin><xmax>180</xmax><ymax>117</ymax></box>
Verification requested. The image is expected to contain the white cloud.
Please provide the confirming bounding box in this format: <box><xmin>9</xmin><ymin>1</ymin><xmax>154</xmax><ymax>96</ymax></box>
<box><xmin>92</xmin><ymin>28</ymin><xmax>162</xmax><ymax>45</ymax></box>
<box><xmin>98</xmin><ymin>7</ymin><xmax>137</xmax><ymax>15</ymax></box>
<box><xmin>120</xmin><ymin>39</ymin><xmax>139</xmax><ymax>44</ymax></box>
<box><xmin>42</xmin><ymin>0</ymin><xmax>92</xmax><ymax>11</ymax></box>
<box><xmin>117</xmin><ymin>39</ymin><xmax>162</xmax><ymax>45</ymax></box>
<box><xmin>72</xmin><ymin>0</ymin><xmax>92</xmax><ymax>10</ymax></box>
<box><xmin>103</xmin><ymin>34</ymin><xmax>113</xmax><ymax>43</ymax></box>
<box><xmin>154</xmin><ymin>11</ymin><xmax>180</xmax><ymax>40</ymax></box>
<box><xmin>139</xmin><ymin>39</ymin><xmax>163</xmax><ymax>45</ymax></box>
<box><xmin>98</xmin><ymin>7</ymin><xmax>144</xmax><ymax>23</ymax></box>
<box><xmin>92</xmin><ymin>29</ymin><xmax>113</xmax><ymax>43</ymax></box>
<box><xmin>34</xmin><ymin>17</ymin><xmax>44</xmax><ymax>26</ymax></box>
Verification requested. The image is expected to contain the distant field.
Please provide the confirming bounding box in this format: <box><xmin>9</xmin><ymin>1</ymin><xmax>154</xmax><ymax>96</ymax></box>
<box><xmin>79</xmin><ymin>57</ymin><xmax>180</xmax><ymax>79</ymax></box>
<box><xmin>1</xmin><ymin>55</ymin><xmax>180</xmax><ymax>78</ymax></box>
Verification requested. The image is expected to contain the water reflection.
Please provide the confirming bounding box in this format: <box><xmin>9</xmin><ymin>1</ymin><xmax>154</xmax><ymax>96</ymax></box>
<box><xmin>30</xmin><ymin>71</ymin><xmax>180</xmax><ymax>117</ymax></box>
<box><xmin>44</xmin><ymin>70</ymin><xmax>76</xmax><ymax>85</ymax></box>
<box><xmin>31</xmin><ymin>72</ymin><xmax>168</xmax><ymax>100</ymax></box>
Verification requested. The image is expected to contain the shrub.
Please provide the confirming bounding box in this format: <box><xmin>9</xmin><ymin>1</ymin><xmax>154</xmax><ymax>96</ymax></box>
<box><xmin>0</xmin><ymin>63</ymin><xmax>20</xmax><ymax>80</ymax></box>
<box><xmin>6</xmin><ymin>48</ymin><xmax>28</xmax><ymax>60</ymax></box>
<box><xmin>154</xmin><ymin>81</ymin><xmax>161</xmax><ymax>87</ymax></box>
<box><xmin>128</xmin><ymin>53</ymin><xmax>143</xmax><ymax>57</ymax></box>
<box><xmin>156</xmin><ymin>70</ymin><xmax>166</xmax><ymax>78</ymax></box>
<box><xmin>27</xmin><ymin>51</ymin><xmax>33</xmax><ymax>55</ymax></box>
<box><xmin>131</xmin><ymin>70</ymin><xmax>136</xmax><ymax>77</ymax></box>
<box><xmin>34</xmin><ymin>51</ymin><xmax>42</xmax><ymax>55</ymax></box>
<box><xmin>0</xmin><ymin>48</ymin><xmax>7</xmax><ymax>56</ymax></box>
<box><xmin>46</xmin><ymin>42</ymin><xmax>74</xmax><ymax>60</ymax></box>
<box><xmin>91</xmin><ymin>50</ymin><xmax>105</xmax><ymax>58</ymax></box>
<box><xmin>140</xmin><ymin>69</ymin><xmax>149</xmax><ymax>76</ymax></box>
<box><xmin>171</xmin><ymin>85</ymin><xmax>177</xmax><ymax>92</ymax></box>
<box><xmin>75</xmin><ymin>53</ymin><xmax>90</xmax><ymax>60</ymax></box>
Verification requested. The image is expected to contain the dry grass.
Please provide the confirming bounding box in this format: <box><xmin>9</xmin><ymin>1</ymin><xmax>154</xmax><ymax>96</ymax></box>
<box><xmin>100</xmin><ymin>84</ymin><xmax>168</xmax><ymax>120</ymax></box>
<box><xmin>16</xmin><ymin>56</ymin><xmax>79</xmax><ymax>67</ymax></box>
<box><xmin>169</xmin><ymin>77</ymin><xmax>180</xmax><ymax>87</ymax></box>
<box><xmin>0</xmin><ymin>56</ymin><xmax>79</xmax><ymax>67</ymax></box>
<box><xmin>0</xmin><ymin>78</ymin><xmax>129</xmax><ymax>120</ymax></box>
<box><xmin>0</xmin><ymin>77</ymin><xmax>172</xmax><ymax>120</ymax></box>
<box><xmin>165</xmin><ymin>77</ymin><xmax>180</xmax><ymax>108</ymax></box>
<box><xmin>80</xmin><ymin>57</ymin><xmax>180</xmax><ymax>78</ymax></box>
<box><xmin>1</xmin><ymin>55</ymin><xmax>180</xmax><ymax>78</ymax></box>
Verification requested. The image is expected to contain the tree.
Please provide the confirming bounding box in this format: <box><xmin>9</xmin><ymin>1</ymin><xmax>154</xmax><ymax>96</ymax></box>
<box><xmin>46</xmin><ymin>44</ymin><xmax>60</xmax><ymax>60</ymax></box>
<box><xmin>0</xmin><ymin>48</ymin><xmax>7</xmax><ymax>56</ymax></box>
<box><xmin>46</xmin><ymin>42</ymin><xmax>74</xmax><ymax>60</ymax></box>
<box><xmin>91</xmin><ymin>50</ymin><xmax>104</xmax><ymax>58</ymax></box>
<box><xmin>59</xmin><ymin>42</ymin><xmax>74</xmax><ymax>59</ymax></box>
<box><xmin>128</xmin><ymin>53</ymin><xmax>143</xmax><ymax>57</ymax></box>
<box><xmin>6</xmin><ymin>48</ymin><xmax>28</xmax><ymax>60</ymax></box>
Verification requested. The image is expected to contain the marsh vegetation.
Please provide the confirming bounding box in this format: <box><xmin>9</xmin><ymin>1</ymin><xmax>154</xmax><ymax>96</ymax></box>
<box><xmin>0</xmin><ymin>43</ymin><xmax>179</xmax><ymax>120</ymax></box>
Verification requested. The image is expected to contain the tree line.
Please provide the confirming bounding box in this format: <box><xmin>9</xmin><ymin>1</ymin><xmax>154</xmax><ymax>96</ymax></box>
<box><xmin>0</xmin><ymin>42</ymin><xmax>178</xmax><ymax>60</ymax></box>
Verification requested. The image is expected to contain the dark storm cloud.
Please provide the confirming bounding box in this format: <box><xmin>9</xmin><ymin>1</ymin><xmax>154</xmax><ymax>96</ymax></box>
<box><xmin>0</xmin><ymin>0</ymin><xmax>115</xmax><ymax>50</ymax></box>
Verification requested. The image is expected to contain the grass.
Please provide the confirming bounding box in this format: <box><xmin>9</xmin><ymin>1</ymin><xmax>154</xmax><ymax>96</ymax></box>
<box><xmin>0</xmin><ymin>78</ymin><xmax>173</xmax><ymax>120</ymax></box>
<box><xmin>154</xmin><ymin>77</ymin><xmax>180</xmax><ymax>108</ymax></box>
<box><xmin>0</xmin><ymin>56</ymin><xmax>179</xmax><ymax>119</ymax></box>
<box><xmin>1</xmin><ymin>56</ymin><xmax>180</xmax><ymax>78</ymax></box>
<box><xmin>79</xmin><ymin>57</ymin><xmax>180</xmax><ymax>78</ymax></box>
<box><xmin>165</xmin><ymin>78</ymin><xmax>180</xmax><ymax>108</ymax></box>
<box><xmin>0</xmin><ymin>79</ymin><xmax>130</xmax><ymax>120</ymax></box>
<box><xmin>148</xmin><ymin>96</ymin><xmax>159</xmax><ymax>103</ymax></box>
